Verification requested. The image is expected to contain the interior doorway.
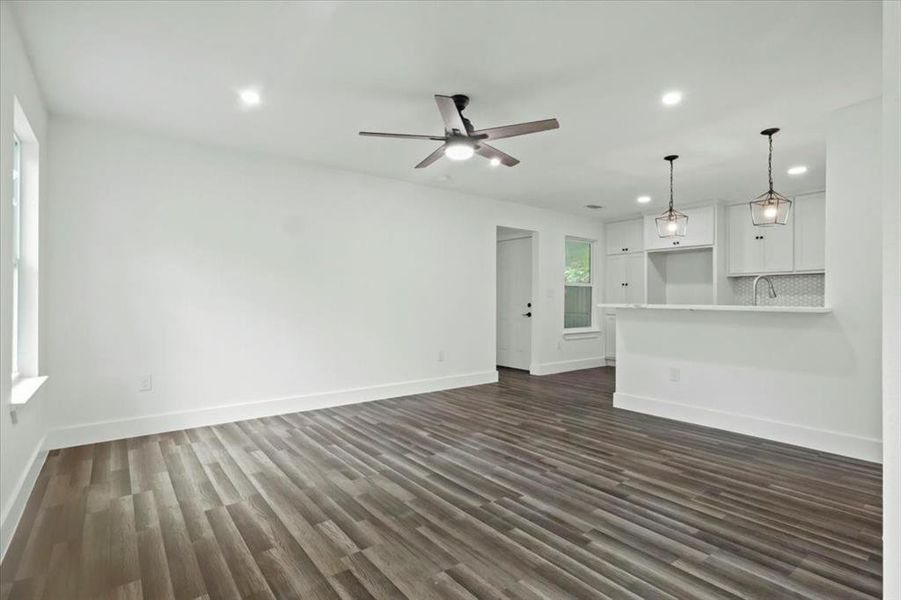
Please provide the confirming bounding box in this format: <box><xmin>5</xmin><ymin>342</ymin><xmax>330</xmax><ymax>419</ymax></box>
<box><xmin>496</xmin><ymin>227</ymin><xmax>535</xmax><ymax>371</ymax></box>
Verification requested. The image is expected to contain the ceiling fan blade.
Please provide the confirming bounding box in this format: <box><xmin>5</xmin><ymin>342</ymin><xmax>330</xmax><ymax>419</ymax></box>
<box><xmin>471</xmin><ymin>118</ymin><xmax>559</xmax><ymax>141</ymax></box>
<box><xmin>434</xmin><ymin>95</ymin><xmax>467</xmax><ymax>135</ymax></box>
<box><xmin>476</xmin><ymin>144</ymin><xmax>520</xmax><ymax>167</ymax></box>
<box><xmin>414</xmin><ymin>144</ymin><xmax>447</xmax><ymax>169</ymax></box>
<box><xmin>359</xmin><ymin>131</ymin><xmax>446</xmax><ymax>141</ymax></box>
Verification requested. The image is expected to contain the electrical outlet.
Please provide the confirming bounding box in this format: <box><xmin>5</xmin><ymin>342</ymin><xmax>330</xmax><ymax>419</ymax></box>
<box><xmin>139</xmin><ymin>375</ymin><xmax>153</xmax><ymax>392</ymax></box>
<box><xmin>669</xmin><ymin>367</ymin><xmax>681</xmax><ymax>382</ymax></box>
<box><xmin>437</xmin><ymin>350</ymin><xmax>445</xmax><ymax>362</ymax></box>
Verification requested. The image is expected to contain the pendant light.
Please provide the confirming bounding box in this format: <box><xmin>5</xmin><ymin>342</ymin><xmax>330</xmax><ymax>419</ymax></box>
<box><xmin>656</xmin><ymin>155</ymin><xmax>688</xmax><ymax>237</ymax></box>
<box><xmin>749</xmin><ymin>128</ymin><xmax>792</xmax><ymax>226</ymax></box>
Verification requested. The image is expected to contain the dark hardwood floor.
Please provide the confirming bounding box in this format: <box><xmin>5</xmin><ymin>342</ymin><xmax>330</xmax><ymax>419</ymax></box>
<box><xmin>0</xmin><ymin>367</ymin><xmax>882</xmax><ymax>599</ymax></box>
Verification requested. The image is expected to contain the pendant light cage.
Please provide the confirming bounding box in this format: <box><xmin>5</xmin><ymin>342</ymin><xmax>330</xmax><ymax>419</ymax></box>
<box><xmin>656</xmin><ymin>155</ymin><xmax>688</xmax><ymax>238</ymax></box>
<box><xmin>750</xmin><ymin>128</ymin><xmax>792</xmax><ymax>226</ymax></box>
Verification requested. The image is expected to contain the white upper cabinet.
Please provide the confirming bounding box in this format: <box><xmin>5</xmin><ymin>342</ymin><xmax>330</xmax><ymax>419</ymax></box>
<box><xmin>605</xmin><ymin>219</ymin><xmax>643</xmax><ymax>255</ymax></box>
<box><xmin>604</xmin><ymin>253</ymin><xmax>645</xmax><ymax>304</ymax></box>
<box><xmin>624</xmin><ymin>253</ymin><xmax>645</xmax><ymax>303</ymax></box>
<box><xmin>727</xmin><ymin>203</ymin><xmax>793</xmax><ymax>274</ymax></box>
<box><xmin>605</xmin><ymin>255</ymin><xmax>627</xmax><ymax>303</ymax></box>
<box><xmin>643</xmin><ymin>206</ymin><xmax>715</xmax><ymax>251</ymax></box>
<box><xmin>727</xmin><ymin>193</ymin><xmax>824</xmax><ymax>275</ymax></box>
<box><xmin>793</xmin><ymin>192</ymin><xmax>826</xmax><ymax>272</ymax></box>
<box><xmin>728</xmin><ymin>204</ymin><xmax>760</xmax><ymax>274</ymax></box>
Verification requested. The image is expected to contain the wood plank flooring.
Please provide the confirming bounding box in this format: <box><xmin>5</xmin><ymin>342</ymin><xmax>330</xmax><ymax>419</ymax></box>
<box><xmin>0</xmin><ymin>367</ymin><xmax>882</xmax><ymax>599</ymax></box>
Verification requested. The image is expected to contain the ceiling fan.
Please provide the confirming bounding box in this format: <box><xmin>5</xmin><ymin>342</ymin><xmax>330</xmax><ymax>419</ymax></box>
<box><xmin>359</xmin><ymin>94</ymin><xmax>559</xmax><ymax>169</ymax></box>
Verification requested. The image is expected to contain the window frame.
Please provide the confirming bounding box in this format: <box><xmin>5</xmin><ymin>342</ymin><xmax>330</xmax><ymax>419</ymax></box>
<box><xmin>563</xmin><ymin>236</ymin><xmax>597</xmax><ymax>332</ymax></box>
<box><xmin>9</xmin><ymin>98</ymin><xmax>47</xmax><ymax>407</ymax></box>
<box><xmin>11</xmin><ymin>133</ymin><xmax>22</xmax><ymax>379</ymax></box>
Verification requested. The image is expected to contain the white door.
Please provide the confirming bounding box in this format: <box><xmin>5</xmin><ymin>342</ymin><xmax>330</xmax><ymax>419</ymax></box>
<box><xmin>497</xmin><ymin>237</ymin><xmax>532</xmax><ymax>370</ymax></box>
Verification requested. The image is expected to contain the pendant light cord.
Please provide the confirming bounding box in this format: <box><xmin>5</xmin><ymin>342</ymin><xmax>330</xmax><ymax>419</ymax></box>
<box><xmin>669</xmin><ymin>159</ymin><xmax>675</xmax><ymax>212</ymax></box>
<box><xmin>768</xmin><ymin>133</ymin><xmax>774</xmax><ymax>193</ymax></box>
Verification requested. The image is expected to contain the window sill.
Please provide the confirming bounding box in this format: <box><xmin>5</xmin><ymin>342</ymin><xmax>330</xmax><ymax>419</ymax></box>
<box><xmin>10</xmin><ymin>375</ymin><xmax>48</xmax><ymax>407</ymax></box>
<box><xmin>562</xmin><ymin>328</ymin><xmax>601</xmax><ymax>339</ymax></box>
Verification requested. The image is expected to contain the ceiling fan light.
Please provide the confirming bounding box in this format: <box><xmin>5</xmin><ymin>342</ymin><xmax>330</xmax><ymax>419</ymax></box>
<box><xmin>444</xmin><ymin>143</ymin><xmax>474</xmax><ymax>161</ymax></box>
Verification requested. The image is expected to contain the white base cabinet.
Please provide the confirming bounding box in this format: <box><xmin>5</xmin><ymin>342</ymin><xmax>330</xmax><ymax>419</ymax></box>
<box><xmin>604</xmin><ymin>313</ymin><xmax>616</xmax><ymax>359</ymax></box>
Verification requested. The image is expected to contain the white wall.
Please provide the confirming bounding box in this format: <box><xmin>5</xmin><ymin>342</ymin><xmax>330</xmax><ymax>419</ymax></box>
<box><xmin>882</xmin><ymin>0</ymin><xmax>901</xmax><ymax>595</ymax></box>
<box><xmin>0</xmin><ymin>4</ymin><xmax>51</xmax><ymax>557</ymax></box>
<box><xmin>43</xmin><ymin>117</ymin><xmax>605</xmax><ymax>447</ymax></box>
<box><xmin>613</xmin><ymin>98</ymin><xmax>883</xmax><ymax>462</ymax></box>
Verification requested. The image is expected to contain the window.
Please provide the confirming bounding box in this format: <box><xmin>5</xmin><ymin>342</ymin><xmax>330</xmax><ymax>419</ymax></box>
<box><xmin>9</xmin><ymin>99</ymin><xmax>44</xmax><ymax>403</ymax></box>
<box><xmin>564</xmin><ymin>238</ymin><xmax>593</xmax><ymax>328</ymax></box>
<box><xmin>11</xmin><ymin>134</ymin><xmax>21</xmax><ymax>377</ymax></box>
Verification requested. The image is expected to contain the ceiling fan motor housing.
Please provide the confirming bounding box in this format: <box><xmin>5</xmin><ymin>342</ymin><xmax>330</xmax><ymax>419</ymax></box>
<box><xmin>451</xmin><ymin>94</ymin><xmax>475</xmax><ymax>134</ymax></box>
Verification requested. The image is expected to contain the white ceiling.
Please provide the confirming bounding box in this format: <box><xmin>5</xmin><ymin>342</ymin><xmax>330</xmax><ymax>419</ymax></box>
<box><xmin>10</xmin><ymin>0</ymin><xmax>881</xmax><ymax>220</ymax></box>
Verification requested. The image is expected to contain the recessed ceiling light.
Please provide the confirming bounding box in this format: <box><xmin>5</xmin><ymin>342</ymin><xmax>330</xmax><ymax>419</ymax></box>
<box><xmin>489</xmin><ymin>157</ymin><xmax>501</xmax><ymax>167</ymax></box>
<box><xmin>585</xmin><ymin>204</ymin><xmax>603</xmax><ymax>209</ymax></box>
<box><xmin>637</xmin><ymin>195</ymin><xmax>651</xmax><ymax>204</ymax></box>
<box><xmin>787</xmin><ymin>165</ymin><xmax>808</xmax><ymax>175</ymax></box>
<box><xmin>444</xmin><ymin>143</ymin><xmax>474</xmax><ymax>161</ymax></box>
<box><xmin>661</xmin><ymin>91</ymin><xmax>683</xmax><ymax>106</ymax></box>
<box><xmin>238</xmin><ymin>88</ymin><xmax>261</xmax><ymax>107</ymax></box>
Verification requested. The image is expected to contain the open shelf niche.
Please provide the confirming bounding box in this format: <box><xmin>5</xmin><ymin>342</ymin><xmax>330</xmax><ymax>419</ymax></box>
<box><xmin>646</xmin><ymin>247</ymin><xmax>715</xmax><ymax>305</ymax></box>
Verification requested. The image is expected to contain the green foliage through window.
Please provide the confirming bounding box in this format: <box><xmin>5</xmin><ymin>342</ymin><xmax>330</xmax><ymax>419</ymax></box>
<box><xmin>565</xmin><ymin>240</ymin><xmax>591</xmax><ymax>284</ymax></box>
<box><xmin>564</xmin><ymin>239</ymin><xmax>592</xmax><ymax>328</ymax></box>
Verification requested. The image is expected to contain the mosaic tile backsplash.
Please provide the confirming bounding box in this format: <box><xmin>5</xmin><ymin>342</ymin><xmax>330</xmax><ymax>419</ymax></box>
<box><xmin>730</xmin><ymin>273</ymin><xmax>825</xmax><ymax>306</ymax></box>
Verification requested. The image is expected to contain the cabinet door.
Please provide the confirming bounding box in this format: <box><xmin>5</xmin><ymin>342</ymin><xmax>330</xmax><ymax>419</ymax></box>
<box><xmin>793</xmin><ymin>193</ymin><xmax>825</xmax><ymax>271</ymax></box>
<box><xmin>761</xmin><ymin>214</ymin><xmax>794</xmax><ymax>273</ymax></box>
<box><xmin>605</xmin><ymin>219</ymin><xmax>642</xmax><ymax>254</ymax></box>
<box><xmin>728</xmin><ymin>204</ymin><xmax>763</xmax><ymax>274</ymax></box>
<box><xmin>604</xmin><ymin>255</ymin><xmax>627</xmax><ymax>303</ymax></box>
<box><xmin>680</xmin><ymin>206</ymin><xmax>716</xmax><ymax>247</ymax></box>
<box><xmin>620</xmin><ymin>219</ymin><xmax>643</xmax><ymax>253</ymax></box>
<box><xmin>644</xmin><ymin>206</ymin><xmax>715</xmax><ymax>250</ymax></box>
<box><xmin>625</xmin><ymin>253</ymin><xmax>645</xmax><ymax>304</ymax></box>
<box><xmin>605</xmin><ymin>314</ymin><xmax>616</xmax><ymax>358</ymax></box>
<box><xmin>605</xmin><ymin>221</ymin><xmax>624</xmax><ymax>255</ymax></box>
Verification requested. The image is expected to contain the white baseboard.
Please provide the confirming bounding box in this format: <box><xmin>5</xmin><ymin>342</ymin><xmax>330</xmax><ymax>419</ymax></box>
<box><xmin>613</xmin><ymin>392</ymin><xmax>882</xmax><ymax>462</ymax></box>
<box><xmin>45</xmin><ymin>370</ymin><xmax>498</xmax><ymax>451</ymax></box>
<box><xmin>530</xmin><ymin>357</ymin><xmax>606</xmax><ymax>376</ymax></box>
<box><xmin>1</xmin><ymin>436</ymin><xmax>48</xmax><ymax>561</ymax></box>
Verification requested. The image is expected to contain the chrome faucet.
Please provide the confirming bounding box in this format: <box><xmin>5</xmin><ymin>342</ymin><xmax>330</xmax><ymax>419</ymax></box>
<box><xmin>752</xmin><ymin>275</ymin><xmax>777</xmax><ymax>306</ymax></box>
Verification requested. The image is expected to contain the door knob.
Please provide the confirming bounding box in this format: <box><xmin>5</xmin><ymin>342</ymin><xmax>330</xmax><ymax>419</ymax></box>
<box><xmin>522</xmin><ymin>312</ymin><xmax>532</xmax><ymax>317</ymax></box>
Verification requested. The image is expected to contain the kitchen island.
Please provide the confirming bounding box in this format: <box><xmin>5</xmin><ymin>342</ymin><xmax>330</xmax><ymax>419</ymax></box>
<box><xmin>599</xmin><ymin>302</ymin><xmax>879</xmax><ymax>462</ymax></box>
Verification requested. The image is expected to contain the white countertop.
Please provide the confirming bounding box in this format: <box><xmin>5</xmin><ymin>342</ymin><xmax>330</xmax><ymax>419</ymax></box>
<box><xmin>597</xmin><ymin>303</ymin><xmax>831</xmax><ymax>314</ymax></box>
